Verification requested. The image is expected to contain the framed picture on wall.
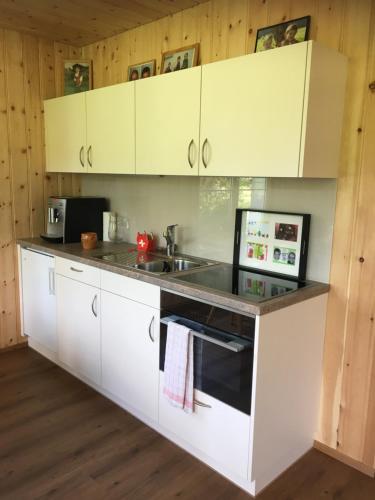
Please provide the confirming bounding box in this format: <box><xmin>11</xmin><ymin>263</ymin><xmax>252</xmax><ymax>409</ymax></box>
<box><xmin>160</xmin><ymin>43</ymin><xmax>199</xmax><ymax>74</ymax></box>
<box><xmin>233</xmin><ymin>209</ymin><xmax>311</xmax><ymax>280</ymax></box>
<box><xmin>63</xmin><ymin>60</ymin><xmax>92</xmax><ymax>95</ymax></box>
<box><xmin>128</xmin><ymin>60</ymin><xmax>156</xmax><ymax>81</ymax></box>
<box><xmin>254</xmin><ymin>16</ymin><xmax>311</xmax><ymax>53</ymax></box>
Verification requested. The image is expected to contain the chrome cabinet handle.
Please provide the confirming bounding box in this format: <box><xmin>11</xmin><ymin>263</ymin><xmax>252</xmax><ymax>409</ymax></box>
<box><xmin>87</xmin><ymin>145</ymin><xmax>92</xmax><ymax>167</ymax></box>
<box><xmin>194</xmin><ymin>399</ymin><xmax>212</xmax><ymax>409</ymax></box>
<box><xmin>70</xmin><ymin>266</ymin><xmax>83</xmax><ymax>273</ymax></box>
<box><xmin>187</xmin><ymin>139</ymin><xmax>194</xmax><ymax>168</ymax></box>
<box><xmin>79</xmin><ymin>146</ymin><xmax>84</xmax><ymax>167</ymax></box>
<box><xmin>202</xmin><ymin>138</ymin><xmax>208</xmax><ymax>168</ymax></box>
<box><xmin>48</xmin><ymin>268</ymin><xmax>55</xmax><ymax>295</ymax></box>
<box><xmin>91</xmin><ymin>294</ymin><xmax>98</xmax><ymax>318</ymax></box>
<box><xmin>148</xmin><ymin>315</ymin><xmax>155</xmax><ymax>342</ymax></box>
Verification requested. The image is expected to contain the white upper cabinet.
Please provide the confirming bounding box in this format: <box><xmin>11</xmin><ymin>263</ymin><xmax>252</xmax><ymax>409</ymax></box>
<box><xmin>44</xmin><ymin>42</ymin><xmax>346</xmax><ymax>178</ymax></box>
<box><xmin>44</xmin><ymin>93</ymin><xmax>87</xmax><ymax>173</ymax></box>
<box><xmin>135</xmin><ymin>67</ymin><xmax>201</xmax><ymax>176</ymax></box>
<box><xmin>86</xmin><ymin>82</ymin><xmax>135</xmax><ymax>174</ymax></box>
<box><xmin>200</xmin><ymin>41</ymin><xmax>347</xmax><ymax>178</ymax></box>
<box><xmin>45</xmin><ymin>83</ymin><xmax>136</xmax><ymax>174</ymax></box>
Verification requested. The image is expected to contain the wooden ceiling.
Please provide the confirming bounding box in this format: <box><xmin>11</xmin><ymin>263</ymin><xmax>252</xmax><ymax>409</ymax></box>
<box><xmin>0</xmin><ymin>0</ymin><xmax>208</xmax><ymax>46</ymax></box>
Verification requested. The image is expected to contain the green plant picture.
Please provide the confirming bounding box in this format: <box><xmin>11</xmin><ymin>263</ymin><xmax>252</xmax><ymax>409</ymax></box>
<box><xmin>63</xmin><ymin>60</ymin><xmax>92</xmax><ymax>95</ymax></box>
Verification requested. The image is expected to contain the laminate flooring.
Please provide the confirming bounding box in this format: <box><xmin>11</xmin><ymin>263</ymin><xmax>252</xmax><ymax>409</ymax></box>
<box><xmin>1</xmin><ymin>347</ymin><xmax>374</xmax><ymax>500</ymax></box>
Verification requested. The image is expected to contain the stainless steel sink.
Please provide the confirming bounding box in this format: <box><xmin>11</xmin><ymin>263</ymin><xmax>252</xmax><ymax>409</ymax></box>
<box><xmin>98</xmin><ymin>251</ymin><xmax>212</xmax><ymax>274</ymax></box>
<box><xmin>134</xmin><ymin>258</ymin><xmax>202</xmax><ymax>273</ymax></box>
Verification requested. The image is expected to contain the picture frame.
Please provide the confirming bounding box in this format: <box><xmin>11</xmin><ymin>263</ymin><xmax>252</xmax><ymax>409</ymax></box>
<box><xmin>233</xmin><ymin>209</ymin><xmax>311</xmax><ymax>281</ymax></box>
<box><xmin>63</xmin><ymin>60</ymin><xmax>92</xmax><ymax>96</ymax></box>
<box><xmin>127</xmin><ymin>59</ymin><xmax>156</xmax><ymax>81</ymax></box>
<box><xmin>160</xmin><ymin>43</ymin><xmax>199</xmax><ymax>74</ymax></box>
<box><xmin>254</xmin><ymin>16</ymin><xmax>311</xmax><ymax>53</ymax></box>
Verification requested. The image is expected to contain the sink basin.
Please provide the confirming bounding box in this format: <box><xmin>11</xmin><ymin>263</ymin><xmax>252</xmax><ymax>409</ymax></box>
<box><xmin>172</xmin><ymin>259</ymin><xmax>201</xmax><ymax>271</ymax></box>
<box><xmin>134</xmin><ymin>258</ymin><xmax>202</xmax><ymax>273</ymax></box>
<box><xmin>98</xmin><ymin>251</ymin><xmax>213</xmax><ymax>274</ymax></box>
<box><xmin>134</xmin><ymin>260</ymin><xmax>171</xmax><ymax>273</ymax></box>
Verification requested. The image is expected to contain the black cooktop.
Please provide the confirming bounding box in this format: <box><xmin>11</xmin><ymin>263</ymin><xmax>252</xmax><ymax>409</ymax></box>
<box><xmin>174</xmin><ymin>265</ymin><xmax>308</xmax><ymax>303</ymax></box>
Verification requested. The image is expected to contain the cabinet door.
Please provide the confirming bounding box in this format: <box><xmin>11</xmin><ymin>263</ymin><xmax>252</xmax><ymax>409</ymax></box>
<box><xmin>101</xmin><ymin>291</ymin><xmax>160</xmax><ymax>421</ymax></box>
<box><xmin>86</xmin><ymin>83</ymin><xmax>135</xmax><ymax>174</ymax></box>
<box><xmin>44</xmin><ymin>93</ymin><xmax>87</xmax><ymax>173</ymax></box>
<box><xmin>136</xmin><ymin>67</ymin><xmax>201</xmax><ymax>175</ymax></box>
<box><xmin>56</xmin><ymin>275</ymin><xmax>100</xmax><ymax>384</ymax></box>
<box><xmin>200</xmin><ymin>43</ymin><xmax>307</xmax><ymax>177</ymax></box>
<box><xmin>21</xmin><ymin>249</ymin><xmax>57</xmax><ymax>352</ymax></box>
<box><xmin>159</xmin><ymin>373</ymin><xmax>251</xmax><ymax>479</ymax></box>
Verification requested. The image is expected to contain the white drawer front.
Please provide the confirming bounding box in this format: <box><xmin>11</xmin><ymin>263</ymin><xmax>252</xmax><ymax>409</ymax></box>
<box><xmin>101</xmin><ymin>269</ymin><xmax>160</xmax><ymax>309</ymax></box>
<box><xmin>159</xmin><ymin>372</ymin><xmax>250</xmax><ymax>479</ymax></box>
<box><xmin>55</xmin><ymin>257</ymin><xmax>100</xmax><ymax>288</ymax></box>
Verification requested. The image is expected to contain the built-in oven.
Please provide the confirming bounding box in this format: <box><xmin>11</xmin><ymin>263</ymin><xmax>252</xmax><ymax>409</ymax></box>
<box><xmin>160</xmin><ymin>290</ymin><xmax>255</xmax><ymax>415</ymax></box>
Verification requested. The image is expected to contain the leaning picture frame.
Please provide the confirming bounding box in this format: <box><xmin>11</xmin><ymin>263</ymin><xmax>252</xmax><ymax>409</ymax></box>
<box><xmin>127</xmin><ymin>59</ymin><xmax>156</xmax><ymax>81</ymax></box>
<box><xmin>63</xmin><ymin>59</ymin><xmax>92</xmax><ymax>95</ymax></box>
<box><xmin>254</xmin><ymin>16</ymin><xmax>311</xmax><ymax>53</ymax></box>
<box><xmin>160</xmin><ymin>43</ymin><xmax>199</xmax><ymax>74</ymax></box>
<box><xmin>233</xmin><ymin>209</ymin><xmax>311</xmax><ymax>281</ymax></box>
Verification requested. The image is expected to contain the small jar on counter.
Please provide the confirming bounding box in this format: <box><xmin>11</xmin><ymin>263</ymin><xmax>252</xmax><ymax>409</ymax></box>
<box><xmin>81</xmin><ymin>232</ymin><xmax>98</xmax><ymax>250</ymax></box>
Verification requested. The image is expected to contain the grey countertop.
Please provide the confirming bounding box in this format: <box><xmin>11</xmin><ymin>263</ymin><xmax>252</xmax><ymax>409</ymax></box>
<box><xmin>18</xmin><ymin>238</ymin><xmax>329</xmax><ymax>317</ymax></box>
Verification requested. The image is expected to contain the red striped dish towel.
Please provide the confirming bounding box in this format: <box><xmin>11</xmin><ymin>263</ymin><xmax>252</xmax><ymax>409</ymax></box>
<box><xmin>163</xmin><ymin>321</ymin><xmax>194</xmax><ymax>414</ymax></box>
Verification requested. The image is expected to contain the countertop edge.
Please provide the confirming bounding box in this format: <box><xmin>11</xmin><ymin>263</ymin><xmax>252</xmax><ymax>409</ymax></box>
<box><xmin>17</xmin><ymin>238</ymin><xmax>330</xmax><ymax>316</ymax></box>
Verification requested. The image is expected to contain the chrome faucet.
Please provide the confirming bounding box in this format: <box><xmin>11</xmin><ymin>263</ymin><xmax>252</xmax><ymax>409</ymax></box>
<box><xmin>163</xmin><ymin>224</ymin><xmax>178</xmax><ymax>257</ymax></box>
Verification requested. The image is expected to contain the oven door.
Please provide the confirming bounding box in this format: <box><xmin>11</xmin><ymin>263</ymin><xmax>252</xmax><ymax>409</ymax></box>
<box><xmin>160</xmin><ymin>315</ymin><xmax>254</xmax><ymax>415</ymax></box>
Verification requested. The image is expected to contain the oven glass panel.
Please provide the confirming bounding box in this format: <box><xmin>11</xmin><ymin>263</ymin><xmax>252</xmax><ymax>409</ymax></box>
<box><xmin>160</xmin><ymin>325</ymin><xmax>253</xmax><ymax>414</ymax></box>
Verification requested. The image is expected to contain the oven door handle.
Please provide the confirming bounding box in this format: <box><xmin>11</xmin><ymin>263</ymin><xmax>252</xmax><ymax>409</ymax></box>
<box><xmin>160</xmin><ymin>315</ymin><xmax>251</xmax><ymax>353</ymax></box>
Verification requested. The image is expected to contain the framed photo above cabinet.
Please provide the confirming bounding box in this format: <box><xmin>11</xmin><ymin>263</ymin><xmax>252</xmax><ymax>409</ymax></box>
<box><xmin>63</xmin><ymin>59</ymin><xmax>92</xmax><ymax>95</ymax></box>
<box><xmin>161</xmin><ymin>43</ymin><xmax>199</xmax><ymax>74</ymax></box>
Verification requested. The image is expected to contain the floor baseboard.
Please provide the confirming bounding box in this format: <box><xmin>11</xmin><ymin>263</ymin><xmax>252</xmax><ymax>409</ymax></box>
<box><xmin>0</xmin><ymin>340</ymin><xmax>28</xmax><ymax>353</ymax></box>
<box><xmin>314</xmin><ymin>440</ymin><xmax>375</xmax><ymax>478</ymax></box>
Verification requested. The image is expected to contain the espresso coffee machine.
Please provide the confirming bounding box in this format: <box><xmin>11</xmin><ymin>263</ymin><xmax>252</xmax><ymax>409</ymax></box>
<box><xmin>41</xmin><ymin>196</ymin><xmax>107</xmax><ymax>243</ymax></box>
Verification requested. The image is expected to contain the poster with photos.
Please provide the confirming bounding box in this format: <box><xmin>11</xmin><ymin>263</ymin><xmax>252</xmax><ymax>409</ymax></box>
<box><xmin>234</xmin><ymin>209</ymin><xmax>310</xmax><ymax>280</ymax></box>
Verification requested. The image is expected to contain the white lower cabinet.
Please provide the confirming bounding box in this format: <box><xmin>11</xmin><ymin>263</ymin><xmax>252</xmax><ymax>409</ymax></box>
<box><xmin>101</xmin><ymin>290</ymin><xmax>160</xmax><ymax>422</ymax></box>
<box><xmin>56</xmin><ymin>274</ymin><xmax>101</xmax><ymax>385</ymax></box>
<box><xmin>21</xmin><ymin>248</ymin><xmax>57</xmax><ymax>352</ymax></box>
<box><xmin>159</xmin><ymin>373</ymin><xmax>251</xmax><ymax>479</ymax></box>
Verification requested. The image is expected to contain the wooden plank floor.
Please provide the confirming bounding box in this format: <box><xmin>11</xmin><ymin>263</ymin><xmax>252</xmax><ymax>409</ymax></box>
<box><xmin>0</xmin><ymin>348</ymin><xmax>374</xmax><ymax>500</ymax></box>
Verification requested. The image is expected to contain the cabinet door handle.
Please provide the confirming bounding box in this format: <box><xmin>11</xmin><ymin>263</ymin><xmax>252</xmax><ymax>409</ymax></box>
<box><xmin>48</xmin><ymin>268</ymin><xmax>55</xmax><ymax>295</ymax></box>
<box><xmin>79</xmin><ymin>146</ymin><xmax>84</xmax><ymax>167</ymax></box>
<box><xmin>91</xmin><ymin>294</ymin><xmax>98</xmax><ymax>318</ymax></box>
<box><xmin>187</xmin><ymin>139</ymin><xmax>194</xmax><ymax>168</ymax></box>
<box><xmin>148</xmin><ymin>315</ymin><xmax>155</xmax><ymax>342</ymax></box>
<box><xmin>87</xmin><ymin>145</ymin><xmax>92</xmax><ymax>167</ymax></box>
<box><xmin>202</xmin><ymin>138</ymin><xmax>208</xmax><ymax>168</ymax></box>
<box><xmin>194</xmin><ymin>399</ymin><xmax>212</xmax><ymax>409</ymax></box>
<box><xmin>70</xmin><ymin>266</ymin><xmax>83</xmax><ymax>273</ymax></box>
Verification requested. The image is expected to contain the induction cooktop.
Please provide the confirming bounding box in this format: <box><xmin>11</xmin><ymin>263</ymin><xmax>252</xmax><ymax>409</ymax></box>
<box><xmin>174</xmin><ymin>265</ymin><xmax>309</xmax><ymax>303</ymax></box>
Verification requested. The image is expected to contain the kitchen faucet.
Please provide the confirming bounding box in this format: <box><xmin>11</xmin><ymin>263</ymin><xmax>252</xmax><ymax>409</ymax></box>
<box><xmin>163</xmin><ymin>224</ymin><xmax>178</xmax><ymax>257</ymax></box>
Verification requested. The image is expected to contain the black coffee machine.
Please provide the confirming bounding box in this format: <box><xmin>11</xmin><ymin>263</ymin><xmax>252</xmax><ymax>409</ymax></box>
<box><xmin>41</xmin><ymin>196</ymin><xmax>108</xmax><ymax>243</ymax></box>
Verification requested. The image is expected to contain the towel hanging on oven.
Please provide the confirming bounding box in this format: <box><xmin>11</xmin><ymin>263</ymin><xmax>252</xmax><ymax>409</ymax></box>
<box><xmin>163</xmin><ymin>321</ymin><xmax>194</xmax><ymax>414</ymax></box>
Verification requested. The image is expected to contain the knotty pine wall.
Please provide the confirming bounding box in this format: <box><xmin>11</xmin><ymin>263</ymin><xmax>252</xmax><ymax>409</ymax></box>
<box><xmin>0</xmin><ymin>30</ymin><xmax>81</xmax><ymax>349</ymax></box>
<box><xmin>82</xmin><ymin>0</ymin><xmax>375</xmax><ymax>471</ymax></box>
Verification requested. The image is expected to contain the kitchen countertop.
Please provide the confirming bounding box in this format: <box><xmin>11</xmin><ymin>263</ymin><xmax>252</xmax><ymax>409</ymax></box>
<box><xmin>18</xmin><ymin>238</ymin><xmax>330</xmax><ymax>316</ymax></box>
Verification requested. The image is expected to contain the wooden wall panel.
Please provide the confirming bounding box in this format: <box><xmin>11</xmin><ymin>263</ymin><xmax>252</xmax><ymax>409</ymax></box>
<box><xmin>0</xmin><ymin>30</ymin><xmax>81</xmax><ymax>349</ymax></box>
<box><xmin>81</xmin><ymin>0</ymin><xmax>375</xmax><ymax>470</ymax></box>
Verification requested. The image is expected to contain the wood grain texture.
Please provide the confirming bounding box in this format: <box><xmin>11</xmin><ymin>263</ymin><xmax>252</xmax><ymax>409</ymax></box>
<box><xmin>1</xmin><ymin>347</ymin><xmax>375</xmax><ymax>499</ymax></box>
<box><xmin>0</xmin><ymin>0</ymin><xmax>208</xmax><ymax>47</ymax></box>
<box><xmin>0</xmin><ymin>29</ymin><xmax>81</xmax><ymax>349</ymax></box>
<box><xmin>81</xmin><ymin>0</ymin><xmax>375</xmax><ymax>471</ymax></box>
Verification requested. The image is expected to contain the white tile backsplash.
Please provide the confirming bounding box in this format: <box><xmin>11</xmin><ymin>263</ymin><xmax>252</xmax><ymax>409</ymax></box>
<box><xmin>81</xmin><ymin>175</ymin><xmax>336</xmax><ymax>282</ymax></box>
